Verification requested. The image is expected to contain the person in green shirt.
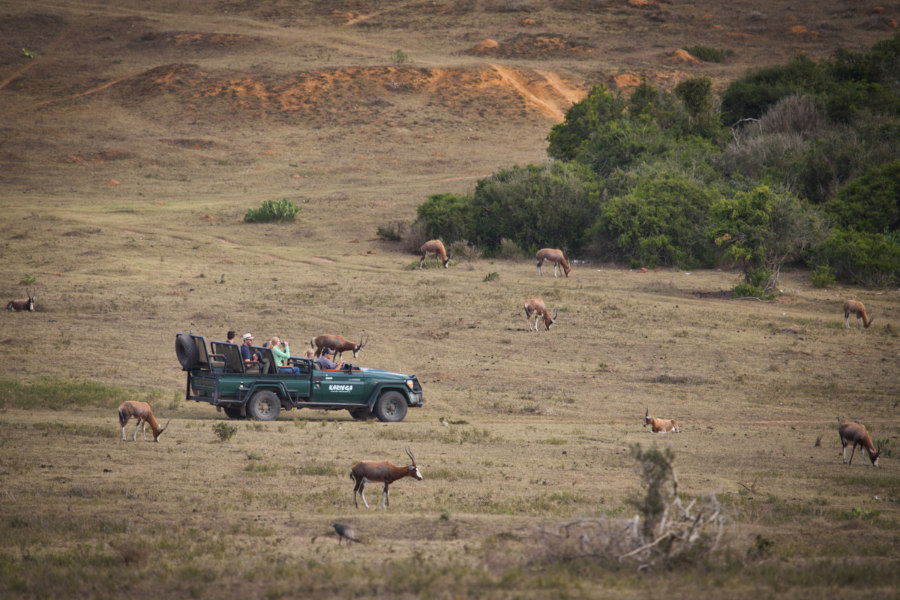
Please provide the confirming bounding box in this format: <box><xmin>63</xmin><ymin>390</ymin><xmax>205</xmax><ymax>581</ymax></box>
<box><xmin>266</xmin><ymin>336</ymin><xmax>300</xmax><ymax>374</ymax></box>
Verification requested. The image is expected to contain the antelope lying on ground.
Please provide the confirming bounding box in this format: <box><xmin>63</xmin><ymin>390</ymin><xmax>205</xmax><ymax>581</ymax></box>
<box><xmin>536</xmin><ymin>248</ymin><xmax>570</xmax><ymax>278</ymax></box>
<box><xmin>644</xmin><ymin>408</ymin><xmax>679</xmax><ymax>433</ymax></box>
<box><xmin>839</xmin><ymin>422</ymin><xmax>881</xmax><ymax>466</ymax></box>
<box><xmin>524</xmin><ymin>298</ymin><xmax>558</xmax><ymax>331</ymax></box>
<box><xmin>118</xmin><ymin>401</ymin><xmax>170</xmax><ymax>442</ymax></box>
<box><xmin>350</xmin><ymin>447</ymin><xmax>422</xmax><ymax>509</ymax></box>
<box><xmin>843</xmin><ymin>300</ymin><xmax>873</xmax><ymax>329</ymax></box>
<box><xmin>310</xmin><ymin>333</ymin><xmax>368</xmax><ymax>362</ymax></box>
<box><xmin>7</xmin><ymin>290</ymin><xmax>35</xmax><ymax>312</ymax></box>
<box><xmin>419</xmin><ymin>239</ymin><xmax>451</xmax><ymax>268</ymax></box>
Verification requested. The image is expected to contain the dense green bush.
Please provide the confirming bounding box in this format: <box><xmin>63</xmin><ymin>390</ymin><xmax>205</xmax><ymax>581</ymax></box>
<box><xmin>710</xmin><ymin>186</ymin><xmax>822</xmax><ymax>291</ymax></box>
<box><xmin>547</xmin><ymin>85</ymin><xmax>626</xmax><ymax>161</ymax></box>
<box><xmin>467</xmin><ymin>162</ymin><xmax>600</xmax><ymax>254</ymax></box>
<box><xmin>587</xmin><ymin>171</ymin><xmax>719</xmax><ymax>268</ymax></box>
<box><xmin>810</xmin><ymin>229</ymin><xmax>900</xmax><ymax>288</ymax></box>
<box><xmin>244</xmin><ymin>198</ymin><xmax>301</xmax><ymax>223</ymax></box>
<box><xmin>415</xmin><ymin>193</ymin><xmax>473</xmax><ymax>243</ymax></box>
<box><xmin>822</xmin><ymin>160</ymin><xmax>900</xmax><ymax>232</ymax></box>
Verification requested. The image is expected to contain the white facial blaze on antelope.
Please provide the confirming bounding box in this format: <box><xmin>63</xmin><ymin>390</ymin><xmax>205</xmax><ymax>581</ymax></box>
<box><xmin>6</xmin><ymin>289</ymin><xmax>35</xmax><ymax>312</ymax></box>
<box><xmin>419</xmin><ymin>239</ymin><xmax>450</xmax><ymax>268</ymax></box>
<box><xmin>523</xmin><ymin>298</ymin><xmax>558</xmax><ymax>331</ymax></box>
<box><xmin>350</xmin><ymin>447</ymin><xmax>422</xmax><ymax>509</ymax></box>
<box><xmin>839</xmin><ymin>422</ymin><xmax>881</xmax><ymax>466</ymax></box>
<box><xmin>535</xmin><ymin>248</ymin><xmax>570</xmax><ymax>278</ymax></box>
<box><xmin>310</xmin><ymin>333</ymin><xmax>368</xmax><ymax>361</ymax></box>
<box><xmin>117</xmin><ymin>401</ymin><xmax>170</xmax><ymax>442</ymax></box>
<box><xmin>843</xmin><ymin>300</ymin><xmax>873</xmax><ymax>329</ymax></box>
<box><xmin>644</xmin><ymin>408</ymin><xmax>679</xmax><ymax>433</ymax></box>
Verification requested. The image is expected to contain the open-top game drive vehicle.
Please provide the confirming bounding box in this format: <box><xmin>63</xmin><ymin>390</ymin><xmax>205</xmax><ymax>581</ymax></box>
<box><xmin>175</xmin><ymin>333</ymin><xmax>423</xmax><ymax>422</ymax></box>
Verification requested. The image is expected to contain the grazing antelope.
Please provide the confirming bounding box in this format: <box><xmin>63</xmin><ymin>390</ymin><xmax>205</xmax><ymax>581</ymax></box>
<box><xmin>6</xmin><ymin>289</ymin><xmax>35</xmax><ymax>312</ymax></box>
<box><xmin>536</xmin><ymin>248</ymin><xmax>570</xmax><ymax>278</ymax></box>
<box><xmin>843</xmin><ymin>300</ymin><xmax>873</xmax><ymax>329</ymax></box>
<box><xmin>350</xmin><ymin>447</ymin><xmax>422</xmax><ymax>509</ymax></box>
<box><xmin>524</xmin><ymin>298</ymin><xmax>557</xmax><ymax>331</ymax></box>
<box><xmin>310</xmin><ymin>333</ymin><xmax>368</xmax><ymax>362</ymax></box>
<box><xmin>117</xmin><ymin>401</ymin><xmax>170</xmax><ymax>442</ymax></box>
<box><xmin>839</xmin><ymin>422</ymin><xmax>881</xmax><ymax>467</ymax></box>
<box><xmin>419</xmin><ymin>239</ymin><xmax>451</xmax><ymax>269</ymax></box>
<box><xmin>643</xmin><ymin>408</ymin><xmax>679</xmax><ymax>433</ymax></box>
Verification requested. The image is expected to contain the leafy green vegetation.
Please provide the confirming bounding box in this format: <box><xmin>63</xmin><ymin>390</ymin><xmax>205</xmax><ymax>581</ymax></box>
<box><xmin>244</xmin><ymin>198</ymin><xmax>301</xmax><ymax>223</ymax></box>
<box><xmin>683</xmin><ymin>45</ymin><xmax>733</xmax><ymax>63</ymax></box>
<box><xmin>405</xmin><ymin>33</ymin><xmax>900</xmax><ymax>290</ymax></box>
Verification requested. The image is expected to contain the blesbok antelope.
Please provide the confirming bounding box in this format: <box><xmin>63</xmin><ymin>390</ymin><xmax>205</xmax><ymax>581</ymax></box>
<box><xmin>843</xmin><ymin>300</ymin><xmax>873</xmax><ymax>329</ymax></box>
<box><xmin>644</xmin><ymin>408</ymin><xmax>679</xmax><ymax>433</ymax></box>
<box><xmin>7</xmin><ymin>289</ymin><xmax>35</xmax><ymax>312</ymax></box>
<box><xmin>350</xmin><ymin>447</ymin><xmax>422</xmax><ymax>509</ymax></box>
<box><xmin>523</xmin><ymin>298</ymin><xmax>557</xmax><ymax>331</ymax></box>
<box><xmin>311</xmin><ymin>333</ymin><xmax>368</xmax><ymax>362</ymax></box>
<box><xmin>839</xmin><ymin>422</ymin><xmax>881</xmax><ymax>467</ymax></box>
<box><xmin>419</xmin><ymin>239</ymin><xmax>451</xmax><ymax>269</ymax></box>
<box><xmin>117</xmin><ymin>401</ymin><xmax>170</xmax><ymax>442</ymax></box>
<box><xmin>536</xmin><ymin>248</ymin><xmax>570</xmax><ymax>278</ymax></box>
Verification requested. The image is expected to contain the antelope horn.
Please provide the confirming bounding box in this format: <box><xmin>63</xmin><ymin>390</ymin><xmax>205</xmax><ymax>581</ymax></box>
<box><xmin>161</xmin><ymin>419</ymin><xmax>171</xmax><ymax>432</ymax></box>
<box><xmin>553</xmin><ymin>308</ymin><xmax>559</xmax><ymax>320</ymax></box>
<box><xmin>405</xmin><ymin>446</ymin><xmax>416</xmax><ymax>464</ymax></box>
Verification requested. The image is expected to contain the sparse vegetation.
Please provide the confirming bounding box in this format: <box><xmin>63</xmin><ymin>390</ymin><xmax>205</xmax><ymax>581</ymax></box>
<box><xmin>683</xmin><ymin>45</ymin><xmax>733</xmax><ymax>63</ymax></box>
<box><xmin>243</xmin><ymin>198</ymin><xmax>301</xmax><ymax>223</ymax></box>
<box><xmin>212</xmin><ymin>422</ymin><xmax>238</xmax><ymax>441</ymax></box>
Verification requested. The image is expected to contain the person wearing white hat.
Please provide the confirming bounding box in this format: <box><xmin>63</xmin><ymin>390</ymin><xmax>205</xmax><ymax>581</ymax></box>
<box><xmin>241</xmin><ymin>333</ymin><xmax>259</xmax><ymax>368</ymax></box>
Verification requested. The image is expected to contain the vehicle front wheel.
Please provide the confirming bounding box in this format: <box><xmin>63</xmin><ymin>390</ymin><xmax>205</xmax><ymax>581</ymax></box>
<box><xmin>248</xmin><ymin>391</ymin><xmax>281</xmax><ymax>421</ymax></box>
<box><xmin>374</xmin><ymin>391</ymin><xmax>408</xmax><ymax>422</ymax></box>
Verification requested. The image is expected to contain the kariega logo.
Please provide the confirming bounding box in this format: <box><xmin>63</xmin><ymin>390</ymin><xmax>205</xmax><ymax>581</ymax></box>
<box><xmin>329</xmin><ymin>384</ymin><xmax>354</xmax><ymax>392</ymax></box>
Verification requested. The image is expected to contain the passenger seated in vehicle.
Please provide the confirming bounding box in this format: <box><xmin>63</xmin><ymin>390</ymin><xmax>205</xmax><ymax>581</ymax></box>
<box><xmin>315</xmin><ymin>347</ymin><xmax>343</xmax><ymax>370</ymax></box>
<box><xmin>241</xmin><ymin>333</ymin><xmax>259</xmax><ymax>368</ymax></box>
<box><xmin>267</xmin><ymin>336</ymin><xmax>300</xmax><ymax>374</ymax></box>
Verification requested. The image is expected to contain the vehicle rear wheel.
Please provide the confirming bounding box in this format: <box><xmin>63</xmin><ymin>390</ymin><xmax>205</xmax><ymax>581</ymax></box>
<box><xmin>348</xmin><ymin>408</ymin><xmax>373</xmax><ymax>421</ymax></box>
<box><xmin>223</xmin><ymin>406</ymin><xmax>245</xmax><ymax>419</ymax></box>
<box><xmin>374</xmin><ymin>391</ymin><xmax>408</xmax><ymax>423</ymax></box>
<box><xmin>248</xmin><ymin>391</ymin><xmax>281</xmax><ymax>421</ymax></box>
<box><xmin>175</xmin><ymin>333</ymin><xmax>199</xmax><ymax>370</ymax></box>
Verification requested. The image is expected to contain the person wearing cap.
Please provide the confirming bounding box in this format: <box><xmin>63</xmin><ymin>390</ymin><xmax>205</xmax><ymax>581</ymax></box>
<box><xmin>315</xmin><ymin>347</ymin><xmax>342</xmax><ymax>370</ymax></box>
<box><xmin>241</xmin><ymin>333</ymin><xmax>259</xmax><ymax>368</ymax></box>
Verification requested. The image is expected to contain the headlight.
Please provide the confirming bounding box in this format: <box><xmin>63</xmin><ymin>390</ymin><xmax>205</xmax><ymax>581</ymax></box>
<box><xmin>405</xmin><ymin>380</ymin><xmax>414</xmax><ymax>389</ymax></box>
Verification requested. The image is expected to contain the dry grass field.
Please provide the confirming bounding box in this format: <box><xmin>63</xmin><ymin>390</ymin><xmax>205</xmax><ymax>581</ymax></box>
<box><xmin>1</xmin><ymin>0</ymin><xmax>899</xmax><ymax>597</ymax></box>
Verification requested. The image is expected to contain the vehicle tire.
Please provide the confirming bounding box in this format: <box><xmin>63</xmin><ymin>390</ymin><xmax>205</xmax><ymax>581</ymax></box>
<box><xmin>348</xmin><ymin>408</ymin><xmax>373</xmax><ymax>421</ymax></box>
<box><xmin>248</xmin><ymin>390</ymin><xmax>281</xmax><ymax>421</ymax></box>
<box><xmin>374</xmin><ymin>391</ymin><xmax>408</xmax><ymax>423</ymax></box>
<box><xmin>175</xmin><ymin>333</ymin><xmax>199</xmax><ymax>370</ymax></box>
<box><xmin>223</xmin><ymin>406</ymin><xmax>245</xmax><ymax>419</ymax></box>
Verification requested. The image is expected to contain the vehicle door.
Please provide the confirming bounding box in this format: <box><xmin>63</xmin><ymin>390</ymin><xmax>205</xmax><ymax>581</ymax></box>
<box><xmin>311</xmin><ymin>365</ymin><xmax>372</xmax><ymax>404</ymax></box>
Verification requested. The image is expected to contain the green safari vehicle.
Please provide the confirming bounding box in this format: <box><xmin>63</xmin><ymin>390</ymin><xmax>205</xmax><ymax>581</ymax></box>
<box><xmin>176</xmin><ymin>333</ymin><xmax>423</xmax><ymax>422</ymax></box>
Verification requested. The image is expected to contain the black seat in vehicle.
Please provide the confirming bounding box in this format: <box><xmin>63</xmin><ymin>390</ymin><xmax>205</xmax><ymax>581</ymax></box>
<box><xmin>211</xmin><ymin>342</ymin><xmax>245</xmax><ymax>374</ymax></box>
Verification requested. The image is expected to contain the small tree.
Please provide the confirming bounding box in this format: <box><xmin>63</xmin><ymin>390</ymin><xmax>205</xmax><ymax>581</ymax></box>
<box><xmin>710</xmin><ymin>186</ymin><xmax>823</xmax><ymax>293</ymax></box>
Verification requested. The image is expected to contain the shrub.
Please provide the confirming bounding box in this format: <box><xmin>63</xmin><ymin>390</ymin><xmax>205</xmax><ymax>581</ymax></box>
<box><xmin>415</xmin><ymin>193</ymin><xmax>474</xmax><ymax>243</ymax></box>
<box><xmin>683</xmin><ymin>45</ymin><xmax>733</xmax><ymax>63</ymax></box>
<box><xmin>499</xmin><ymin>237</ymin><xmax>523</xmax><ymax>259</ymax></box>
<box><xmin>822</xmin><ymin>159</ymin><xmax>900</xmax><ymax>232</ymax></box>
<box><xmin>588</xmin><ymin>171</ymin><xmax>719</xmax><ymax>268</ymax></box>
<box><xmin>244</xmin><ymin>198</ymin><xmax>301</xmax><ymax>223</ymax></box>
<box><xmin>212</xmin><ymin>422</ymin><xmax>238</xmax><ymax>442</ymax></box>
<box><xmin>810</xmin><ymin>264</ymin><xmax>836</xmax><ymax>288</ymax></box>
<box><xmin>391</xmin><ymin>49</ymin><xmax>409</xmax><ymax>64</ymax></box>
<box><xmin>810</xmin><ymin>228</ymin><xmax>900</xmax><ymax>287</ymax></box>
<box><xmin>377</xmin><ymin>220</ymin><xmax>407</xmax><ymax>241</ymax></box>
<box><xmin>449</xmin><ymin>239</ymin><xmax>479</xmax><ymax>262</ymax></box>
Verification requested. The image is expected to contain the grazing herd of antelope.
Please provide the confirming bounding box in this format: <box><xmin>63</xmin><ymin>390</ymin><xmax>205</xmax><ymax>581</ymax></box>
<box><xmin>8</xmin><ymin>243</ymin><xmax>885</xmax><ymax>520</ymax></box>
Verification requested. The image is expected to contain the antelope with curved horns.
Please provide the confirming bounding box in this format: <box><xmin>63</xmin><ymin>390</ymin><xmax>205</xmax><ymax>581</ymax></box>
<box><xmin>524</xmin><ymin>298</ymin><xmax>557</xmax><ymax>331</ymax></box>
<box><xmin>644</xmin><ymin>408</ymin><xmax>679</xmax><ymax>433</ymax></box>
<box><xmin>419</xmin><ymin>239</ymin><xmax>451</xmax><ymax>269</ymax></box>
<box><xmin>839</xmin><ymin>422</ymin><xmax>881</xmax><ymax>467</ymax></box>
<box><xmin>310</xmin><ymin>333</ymin><xmax>368</xmax><ymax>362</ymax></box>
<box><xmin>7</xmin><ymin>289</ymin><xmax>35</xmax><ymax>312</ymax></box>
<box><xmin>536</xmin><ymin>248</ymin><xmax>570</xmax><ymax>278</ymax></box>
<box><xmin>118</xmin><ymin>401</ymin><xmax>170</xmax><ymax>442</ymax></box>
<box><xmin>350</xmin><ymin>447</ymin><xmax>422</xmax><ymax>509</ymax></box>
<box><xmin>843</xmin><ymin>300</ymin><xmax>873</xmax><ymax>330</ymax></box>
